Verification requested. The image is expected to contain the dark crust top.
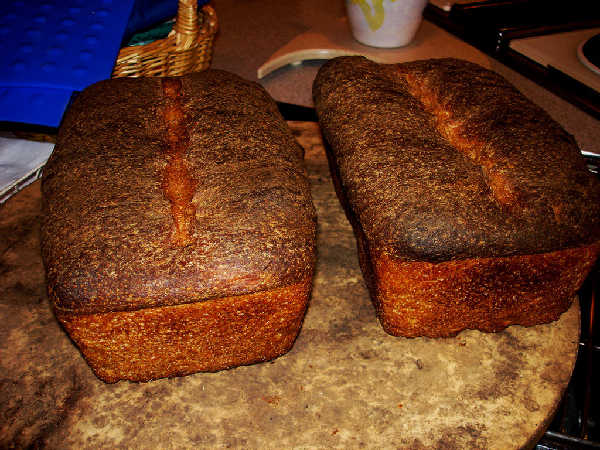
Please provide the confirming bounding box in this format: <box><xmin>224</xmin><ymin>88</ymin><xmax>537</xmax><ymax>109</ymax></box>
<box><xmin>42</xmin><ymin>70</ymin><xmax>317</xmax><ymax>314</ymax></box>
<box><xmin>313</xmin><ymin>56</ymin><xmax>600</xmax><ymax>262</ymax></box>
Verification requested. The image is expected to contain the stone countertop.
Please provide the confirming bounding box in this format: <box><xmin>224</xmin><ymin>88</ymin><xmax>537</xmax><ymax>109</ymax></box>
<box><xmin>0</xmin><ymin>123</ymin><xmax>580</xmax><ymax>448</ymax></box>
<box><xmin>210</xmin><ymin>0</ymin><xmax>600</xmax><ymax>155</ymax></box>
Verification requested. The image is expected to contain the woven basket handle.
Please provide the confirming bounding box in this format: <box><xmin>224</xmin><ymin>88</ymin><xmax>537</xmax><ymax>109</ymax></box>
<box><xmin>172</xmin><ymin>0</ymin><xmax>199</xmax><ymax>49</ymax></box>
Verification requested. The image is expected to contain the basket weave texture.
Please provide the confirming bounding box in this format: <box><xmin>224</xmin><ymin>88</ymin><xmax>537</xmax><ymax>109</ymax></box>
<box><xmin>112</xmin><ymin>1</ymin><xmax>217</xmax><ymax>77</ymax></box>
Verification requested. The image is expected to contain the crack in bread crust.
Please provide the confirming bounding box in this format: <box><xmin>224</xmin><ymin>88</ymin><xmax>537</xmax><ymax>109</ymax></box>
<box><xmin>403</xmin><ymin>72</ymin><xmax>523</xmax><ymax>212</ymax></box>
<box><xmin>161</xmin><ymin>78</ymin><xmax>197</xmax><ymax>247</ymax></box>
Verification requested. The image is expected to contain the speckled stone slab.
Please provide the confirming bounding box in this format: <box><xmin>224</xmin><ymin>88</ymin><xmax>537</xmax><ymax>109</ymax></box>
<box><xmin>0</xmin><ymin>122</ymin><xmax>579</xmax><ymax>449</ymax></box>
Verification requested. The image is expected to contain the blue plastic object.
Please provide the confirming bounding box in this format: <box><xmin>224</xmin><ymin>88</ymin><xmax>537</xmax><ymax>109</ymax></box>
<box><xmin>0</xmin><ymin>86</ymin><xmax>73</xmax><ymax>127</ymax></box>
<box><xmin>0</xmin><ymin>0</ymin><xmax>136</xmax><ymax>127</ymax></box>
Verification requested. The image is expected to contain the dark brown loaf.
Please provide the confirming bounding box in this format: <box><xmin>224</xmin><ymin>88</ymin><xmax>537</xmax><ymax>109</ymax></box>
<box><xmin>42</xmin><ymin>70</ymin><xmax>317</xmax><ymax>382</ymax></box>
<box><xmin>313</xmin><ymin>56</ymin><xmax>600</xmax><ymax>337</ymax></box>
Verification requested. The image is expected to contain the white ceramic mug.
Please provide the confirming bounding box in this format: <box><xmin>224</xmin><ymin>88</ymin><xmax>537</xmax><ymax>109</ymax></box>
<box><xmin>346</xmin><ymin>0</ymin><xmax>429</xmax><ymax>48</ymax></box>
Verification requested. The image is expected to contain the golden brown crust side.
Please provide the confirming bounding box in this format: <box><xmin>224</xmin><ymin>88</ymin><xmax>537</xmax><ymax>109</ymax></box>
<box><xmin>55</xmin><ymin>278</ymin><xmax>313</xmax><ymax>383</ymax></box>
<box><xmin>42</xmin><ymin>71</ymin><xmax>317</xmax><ymax>314</ymax></box>
<box><xmin>371</xmin><ymin>245</ymin><xmax>599</xmax><ymax>338</ymax></box>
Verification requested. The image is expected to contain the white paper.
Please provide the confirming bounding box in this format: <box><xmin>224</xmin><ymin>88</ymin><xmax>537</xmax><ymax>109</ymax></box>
<box><xmin>0</xmin><ymin>137</ymin><xmax>55</xmax><ymax>204</ymax></box>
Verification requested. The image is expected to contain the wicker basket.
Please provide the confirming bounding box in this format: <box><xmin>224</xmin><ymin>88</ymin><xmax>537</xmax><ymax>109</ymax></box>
<box><xmin>112</xmin><ymin>1</ymin><xmax>217</xmax><ymax>78</ymax></box>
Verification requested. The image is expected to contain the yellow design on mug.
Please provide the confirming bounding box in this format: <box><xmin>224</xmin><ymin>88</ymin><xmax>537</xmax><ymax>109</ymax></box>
<box><xmin>350</xmin><ymin>0</ymin><xmax>399</xmax><ymax>31</ymax></box>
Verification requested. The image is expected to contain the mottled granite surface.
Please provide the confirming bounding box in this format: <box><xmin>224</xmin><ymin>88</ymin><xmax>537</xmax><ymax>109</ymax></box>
<box><xmin>0</xmin><ymin>123</ymin><xmax>579</xmax><ymax>449</ymax></box>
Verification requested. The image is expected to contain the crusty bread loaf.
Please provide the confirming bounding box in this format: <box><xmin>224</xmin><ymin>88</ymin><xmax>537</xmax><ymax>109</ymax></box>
<box><xmin>313</xmin><ymin>56</ymin><xmax>600</xmax><ymax>338</ymax></box>
<box><xmin>41</xmin><ymin>70</ymin><xmax>316</xmax><ymax>382</ymax></box>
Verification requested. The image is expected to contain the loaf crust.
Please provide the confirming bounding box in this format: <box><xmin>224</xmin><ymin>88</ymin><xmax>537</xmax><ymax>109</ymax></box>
<box><xmin>313</xmin><ymin>56</ymin><xmax>600</xmax><ymax>337</ymax></box>
<box><xmin>42</xmin><ymin>71</ymin><xmax>316</xmax><ymax>381</ymax></box>
<box><xmin>56</xmin><ymin>279</ymin><xmax>312</xmax><ymax>383</ymax></box>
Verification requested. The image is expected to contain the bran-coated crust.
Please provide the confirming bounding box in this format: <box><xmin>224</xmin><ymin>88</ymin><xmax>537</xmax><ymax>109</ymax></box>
<box><xmin>43</xmin><ymin>71</ymin><xmax>316</xmax><ymax>314</ymax></box>
<box><xmin>314</xmin><ymin>57</ymin><xmax>600</xmax><ymax>261</ymax></box>
<box><xmin>313</xmin><ymin>56</ymin><xmax>600</xmax><ymax>337</ymax></box>
<box><xmin>42</xmin><ymin>70</ymin><xmax>317</xmax><ymax>381</ymax></box>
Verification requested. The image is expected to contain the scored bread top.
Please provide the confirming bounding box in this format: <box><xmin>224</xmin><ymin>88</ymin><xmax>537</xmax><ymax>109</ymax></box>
<box><xmin>42</xmin><ymin>70</ymin><xmax>316</xmax><ymax>314</ymax></box>
<box><xmin>313</xmin><ymin>56</ymin><xmax>600</xmax><ymax>262</ymax></box>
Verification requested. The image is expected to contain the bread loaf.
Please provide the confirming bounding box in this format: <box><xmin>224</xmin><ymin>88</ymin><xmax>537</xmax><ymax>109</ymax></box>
<box><xmin>42</xmin><ymin>70</ymin><xmax>317</xmax><ymax>382</ymax></box>
<box><xmin>313</xmin><ymin>56</ymin><xmax>600</xmax><ymax>338</ymax></box>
